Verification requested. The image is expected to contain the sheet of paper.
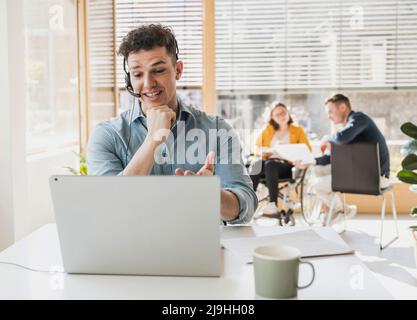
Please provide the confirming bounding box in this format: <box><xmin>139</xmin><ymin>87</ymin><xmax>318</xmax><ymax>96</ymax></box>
<box><xmin>272</xmin><ymin>143</ymin><xmax>316</xmax><ymax>163</ymax></box>
<box><xmin>221</xmin><ymin>229</ymin><xmax>354</xmax><ymax>264</ymax></box>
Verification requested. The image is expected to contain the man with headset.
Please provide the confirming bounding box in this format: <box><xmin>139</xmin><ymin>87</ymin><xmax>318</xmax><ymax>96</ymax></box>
<box><xmin>87</xmin><ymin>24</ymin><xmax>257</xmax><ymax>225</ymax></box>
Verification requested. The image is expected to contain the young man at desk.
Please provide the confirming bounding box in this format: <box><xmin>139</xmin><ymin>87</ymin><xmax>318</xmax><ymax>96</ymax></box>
<box><xmin>87</xmin><ymin>24</ymin><xmax>257</xmax><ymax>225</ymax></box>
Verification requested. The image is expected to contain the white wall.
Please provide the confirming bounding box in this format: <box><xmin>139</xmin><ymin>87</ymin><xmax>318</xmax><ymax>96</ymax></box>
<box><xmin>0</xmin><ymin>0</ymin><xmax>28</xmax><ymax>250</ymax></box>
<box><xmin>6</xmin><ymin>0</ymin><xmax>29</xmax><ymax>246</ymax></box>
<box><xmin>1</xmin><ymin>0</ymin><xmax>80</xmax><ymax>246</ymax></box>
<box><xmin>0</xmin><ymin>0</ymin><xmax>14</xmax><ymax>251</ymax></box>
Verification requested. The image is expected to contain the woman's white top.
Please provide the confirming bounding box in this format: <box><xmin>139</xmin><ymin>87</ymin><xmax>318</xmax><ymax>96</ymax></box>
<box><xmin>270</xmin><ymin>131</ymin><xmax>290</xmax><ymax>147</ymax></box>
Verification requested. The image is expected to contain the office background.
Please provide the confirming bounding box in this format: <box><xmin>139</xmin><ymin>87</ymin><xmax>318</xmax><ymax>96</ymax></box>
<box><xmin>1</xmin><ymin>0</ymin><xmax>417</xmax><ymax>251</ymax></box>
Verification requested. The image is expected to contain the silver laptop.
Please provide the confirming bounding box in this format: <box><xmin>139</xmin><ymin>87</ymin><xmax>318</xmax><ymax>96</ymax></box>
<box><xmin>49</xmin><ymin>175</ymin><xmax>221</xmax><ymax>277</ymax></box>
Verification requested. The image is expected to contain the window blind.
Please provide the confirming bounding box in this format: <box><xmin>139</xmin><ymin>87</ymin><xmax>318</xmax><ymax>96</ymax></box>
<box><xmin>88</xmin><ymin>0</ymin><xmax>114</xmax><ymax>88</ymax></box>
<box><xmin>114</xmin><ymin>0</ymin><xmax>203</xmax><ymax>88</ymax></box>
<box><xmin>215</xmin><ymin>0</ymin><xmax>417</xmax><ymax>92</ymax></box>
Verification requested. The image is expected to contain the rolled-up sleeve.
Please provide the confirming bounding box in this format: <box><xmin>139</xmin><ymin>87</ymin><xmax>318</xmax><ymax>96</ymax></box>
<box><xmin>222</xmin><ymin>173</ymin><xmax>258</xmax><ymax>225</ymax></box>
<box><xmin>215</xmin><ymin>119</ymin><xmax>258</xmax><ymax>224</ymax></box>
<box><xmin>87</xmin><ymin>123</ymin><xmax>124</xmax><ymax>176</ymax></box>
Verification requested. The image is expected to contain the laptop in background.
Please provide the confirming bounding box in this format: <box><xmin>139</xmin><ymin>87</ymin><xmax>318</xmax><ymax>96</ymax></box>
<box><xmin>49</xmin><ymin>175</ymin><xmax>221</xmax><ymax>277</ymax></box>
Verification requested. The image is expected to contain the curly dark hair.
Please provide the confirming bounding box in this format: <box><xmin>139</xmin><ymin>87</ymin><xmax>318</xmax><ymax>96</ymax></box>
<box><xmin>118</xmin><ymin>24</ymin><xmax>178</xmax><ymax>64</ymax></box>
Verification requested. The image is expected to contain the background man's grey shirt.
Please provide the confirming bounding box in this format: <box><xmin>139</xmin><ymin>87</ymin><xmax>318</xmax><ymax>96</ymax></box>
<box><xmin>87</xmin><ymin>101</ymin><xmax>257</xmax><ymax>224</ymax></box>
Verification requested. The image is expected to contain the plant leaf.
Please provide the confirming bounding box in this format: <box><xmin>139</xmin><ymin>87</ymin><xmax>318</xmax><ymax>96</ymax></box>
<box><xmin>80</xmin><ymin>163</ymin><xmax>88</xmax><ymax>175</ymax></box>
<box><xmin>401</xmin><ymin>153</ymin><xmax>417</xmax><ymax>171</ymax></box>
<box><xmin>411</xmin><ymin>207</ymin><xmax>417</xmax><ymax>217</ymax></box>
<box><xmin>79</xmin><ymin>154</ymin><xmax>86</xmax><ymax>163</ymax></box>
<box><xmin>400</xmin><ymin>122</ymin><xmax>417</xmax><ymax>139</ymax></box>
<box><xmin>62</xmin><ymin>166</ymin><xmax>79</xmax><ymax>175</ymax></box>
<box><xmin>397</xmin><ymin>170</ymin><xmax>417</xmax><ymax>184</ymax></box>
<box><xmin>72</xmin><ymin>151</ymin><xmax>86</xmax><ymax>163</ymax></box>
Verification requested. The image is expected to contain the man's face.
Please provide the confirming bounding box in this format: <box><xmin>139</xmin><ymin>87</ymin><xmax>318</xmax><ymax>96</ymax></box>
<box><xmin>326</xmin><ymin>102</ymin><xmax>348</xmax><ymax>125</ymax></box>
<box><xmin>127</xmin><ymin>46</ymin><xmax>183</xmax><ymax>113</ymax></box>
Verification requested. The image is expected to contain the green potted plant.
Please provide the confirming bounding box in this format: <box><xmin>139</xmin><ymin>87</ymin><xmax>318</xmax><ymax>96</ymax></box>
<box><xmin>63</xmin><ymin>152</ymin><xmax>88</xmax><ymax>175</ymax></box>
<box><xmin>397</xmin><ymin>122</ymin><xmax>417</xmax><ymax>263</ymax></box>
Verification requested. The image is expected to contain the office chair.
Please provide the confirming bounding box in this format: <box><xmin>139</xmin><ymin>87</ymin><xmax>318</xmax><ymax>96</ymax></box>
<box><xmin>246</xmin><ymin>156</ymin><xmax>300</xmax><ymax>226</ymax></box>
<box><xmin>255</xmin><ymin>175</ymin><xmax>297</xmax><ymax>226</ymax></box>
<box><xmin>329</xmin><ymin>143</ymin><xmax>399</xmax><ymax>250</ymax></box>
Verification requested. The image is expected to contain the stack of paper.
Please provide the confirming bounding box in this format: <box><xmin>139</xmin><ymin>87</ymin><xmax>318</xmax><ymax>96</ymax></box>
<box><xmin>221</xmin><ymin>229</ymin><xmax>354</xmax><ymax>264</ymax></box>
<box><xmin>271</xmin><ymin>143</ymin><xmax>316</xmax><ymax>163</ymax></box>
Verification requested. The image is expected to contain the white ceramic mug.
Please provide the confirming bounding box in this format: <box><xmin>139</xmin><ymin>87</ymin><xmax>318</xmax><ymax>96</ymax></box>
<box><xmin>253</xmin><ymin>244</ymin><xmax>315</xmax><ymax>299</ymax></box>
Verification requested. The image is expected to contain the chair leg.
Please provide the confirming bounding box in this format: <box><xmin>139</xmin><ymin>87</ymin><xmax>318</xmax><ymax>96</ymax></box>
<box><xmin>379</xmin><ymin>194</ymin><xmax>386</xmax><ymax>250</ymax></box>
<box><xmin>379</xmin><ymin>191</ymin><xmax>399</xmax><ymax>250</ymax></box>
<box><xmin>390</xmin><ymin>191</ymin><xmax>399</xmax><ymax>237</ymax></box>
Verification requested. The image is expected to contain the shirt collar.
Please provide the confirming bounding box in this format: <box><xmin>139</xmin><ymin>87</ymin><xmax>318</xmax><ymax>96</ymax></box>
<box><xmin>177</xmin><ymin>101</ymin><xmax>194</xmax><ymax>122</ymax></box>
<box><xmin>128</xmin><ymin>99</ymin><xmax>143</xmax><ymax>124</ymax></box>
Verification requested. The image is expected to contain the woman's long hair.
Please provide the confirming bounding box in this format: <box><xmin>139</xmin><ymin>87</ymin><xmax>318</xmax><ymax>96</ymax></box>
<box><xmin>269</xmin><ymin>102</ymin><xmax>293</xmax><ymax>130</ymax></box>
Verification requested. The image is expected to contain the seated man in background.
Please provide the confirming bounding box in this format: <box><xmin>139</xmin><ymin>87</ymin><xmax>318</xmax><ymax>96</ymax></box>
<box><xmin>87</xmin><ymin>24</ymin><xmax>257</xmax><ymax>225</ymax></box>
<box><xmin>296</xmin><ymin>93</ymin><xmax>390</xmax><ymax>225</ymax></box>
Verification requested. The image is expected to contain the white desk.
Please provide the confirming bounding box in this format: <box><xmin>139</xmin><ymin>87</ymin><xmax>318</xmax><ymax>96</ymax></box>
<box><xmin>0</xmin><ymin>223</ymin><xmax>392</xmax><ymax>299</ymax></box>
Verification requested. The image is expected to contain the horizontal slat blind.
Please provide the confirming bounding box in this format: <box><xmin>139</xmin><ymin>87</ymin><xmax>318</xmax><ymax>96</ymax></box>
<box><xmin>88</xmin><ymin>0</ymin><xmax>114</xmax><ymax>88</ymax></box>
<box><xmin>216</xmin><ymin>0</ymin><xmax>417</xmax><ymax>92</ymax></box>
<box><xmin>390</xmin><ymin>0</ymin><xmax>417</xmax><ymax>86</ymax></box>
<box><xmin>115</xmin><ymin>0</ymin><xmax>203</xmax><ymax>88</ymax></box>
<box><xmin>216</xmin><ymin>0</ymin><xmax>286</xmax><ymax>91</ymax></box>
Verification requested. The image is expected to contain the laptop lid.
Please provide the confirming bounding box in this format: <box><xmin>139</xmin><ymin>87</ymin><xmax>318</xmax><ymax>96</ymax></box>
<box><xmin>49</xmin><ymin>175</ymin><xmax>221</xmax><ymax>277</ymax></box>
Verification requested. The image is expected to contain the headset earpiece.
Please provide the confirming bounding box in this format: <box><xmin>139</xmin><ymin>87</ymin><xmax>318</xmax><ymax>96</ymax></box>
<box><xmin>125</xmin><ymin>72</ymin><xmax>133</xmax><ymax>92</ymax></box>
<box><xmin>123</xmin><ymin>57</ymin><xmax>141</xmax><ymax>98</ymax></box>
<box><xmin>124</xmin><ymin>72</ymin><xmax>129</xmax><ymax>87</ymax></box>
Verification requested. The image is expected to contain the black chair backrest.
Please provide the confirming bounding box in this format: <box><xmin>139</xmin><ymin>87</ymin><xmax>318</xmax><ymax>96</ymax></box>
<box><xmin>331</xmin><ymin>143</ymin><xmax>381</xmax><ymax>196</ymax></box>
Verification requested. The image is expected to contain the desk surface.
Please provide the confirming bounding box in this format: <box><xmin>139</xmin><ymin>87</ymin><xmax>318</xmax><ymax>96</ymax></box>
<box><xmin>0</xmin><ymin>223</ymin><xmax>392</xmax><ymax>299</ymax></box>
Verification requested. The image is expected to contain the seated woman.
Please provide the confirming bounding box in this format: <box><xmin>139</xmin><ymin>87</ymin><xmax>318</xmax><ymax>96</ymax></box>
<box><xmin>250</xmin><ymin>102</ymin><xmax>312</xmax><ymax>215</ymax></box>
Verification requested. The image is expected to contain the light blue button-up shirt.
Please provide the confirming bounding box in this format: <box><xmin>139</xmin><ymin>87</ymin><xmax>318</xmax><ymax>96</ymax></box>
<box><xmin>87</xmin><ymin>101</ymin><xmax>257</xmax><ymax>224</ymax></box>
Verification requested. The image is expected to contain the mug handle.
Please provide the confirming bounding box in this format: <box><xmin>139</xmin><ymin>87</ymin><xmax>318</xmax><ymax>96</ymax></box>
<box><xmin>297</xmin><ymin>260</ymin><xmax>315</xmax><ymax>289</ymax></box>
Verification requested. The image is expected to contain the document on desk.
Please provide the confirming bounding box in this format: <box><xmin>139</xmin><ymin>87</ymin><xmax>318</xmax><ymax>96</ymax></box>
<box><xmin>221</xmin><ymin>229</ymin><xmax>354</xmax><ymax>264</ymax></box>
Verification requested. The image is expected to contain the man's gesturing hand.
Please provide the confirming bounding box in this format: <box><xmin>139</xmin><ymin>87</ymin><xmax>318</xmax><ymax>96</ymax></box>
<box><xmin>175</xmin><ymin>151</ymin><xmax>216</xmax><ymax>176</ymax></box>
<box><xmin>294</xmin><ymin>160</ymin><xmax>315</xmax><ymax>170</ymax></box>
